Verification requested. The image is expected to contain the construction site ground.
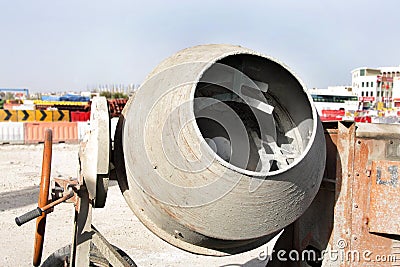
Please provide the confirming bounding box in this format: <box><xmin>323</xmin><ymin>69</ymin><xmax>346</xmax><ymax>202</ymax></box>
<box><xmin>0</xmin><ymin>143</ymin><xmax>275</xmax><ymax>267</ymax></box>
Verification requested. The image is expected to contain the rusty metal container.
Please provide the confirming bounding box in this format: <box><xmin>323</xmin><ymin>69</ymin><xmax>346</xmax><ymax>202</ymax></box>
<box><xmin>114</xmin><ymin>44</ymin><xmax>326</xmax><ymax>255</ymax></box>
<box><xmin>270</xmin><ymin>121</ymin><xmax>400</xmax><ymax>267</ymax></box>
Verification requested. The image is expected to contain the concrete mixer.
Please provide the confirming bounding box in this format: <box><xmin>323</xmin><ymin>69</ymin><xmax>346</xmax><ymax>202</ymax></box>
<box><xmin>15</xmin><ymin>44</ymin><xmax>327</xmax><ymax>266</ymax></box>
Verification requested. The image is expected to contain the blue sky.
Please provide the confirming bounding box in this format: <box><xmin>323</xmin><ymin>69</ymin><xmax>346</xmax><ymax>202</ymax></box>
<box><xmin>0</xmin><ymin>0</ymin><xmax>399</xmax><ymax>92</ymax></box>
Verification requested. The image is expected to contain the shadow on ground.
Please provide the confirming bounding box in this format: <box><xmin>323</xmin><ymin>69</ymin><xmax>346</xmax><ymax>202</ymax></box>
<box><xmin>0</xmin><ymin>181</ymin><xmax>118</xmax><ymax>211</ymax></box>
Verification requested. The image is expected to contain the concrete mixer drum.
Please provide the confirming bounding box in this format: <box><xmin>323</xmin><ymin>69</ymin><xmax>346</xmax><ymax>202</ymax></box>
<box><xmin>114</xmin><ymin>44</ymin><xmax>326</xmax><ymax>256</ymax></box>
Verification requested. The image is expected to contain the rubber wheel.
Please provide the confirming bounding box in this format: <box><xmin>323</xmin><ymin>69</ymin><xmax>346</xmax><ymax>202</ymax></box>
<box><xmin>41</xmin><ymin>243</ymin><xmax>136</xmax><ymax>267</ymax></box>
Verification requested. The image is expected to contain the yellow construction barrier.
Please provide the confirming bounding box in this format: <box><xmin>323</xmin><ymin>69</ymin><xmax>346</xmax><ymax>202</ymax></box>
<box><xmin>35</xmin><ymin>110</ymin><xmax>53</xmax><ymax>122</ymax></box>
<box><xmin>17</xmin><ymin>110</ymin><xmax>36</xmax><ymax>122</ymax></box>
<box><xmin>0</xmin><ymin>110</ymin><xmax>18</xmax><ymax>122</ymax></box>
<box><xmin>53</xmin><ymin>110</ymin><xmax>70</xmax><ymax>122</ymax></box>
<box><xmin>33</xmin><ymin>100</ymin><xmax>89</xmax><ymax>106</ymax></box>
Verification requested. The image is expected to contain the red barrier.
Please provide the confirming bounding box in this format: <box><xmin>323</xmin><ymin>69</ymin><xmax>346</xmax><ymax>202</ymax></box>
<box><xmin>320</xmin><ymin>116</ymin><xmax>343</xmax><ymax>122</ymax></box>
<box><xmin>321</xmin><ymin>109</ymin><xmax>345</xmax><ymax>117</ymax></box>
<box><xmin>354</xmin><ymin>116</ymin><xmax>372</xmax><ymax>123</ymax></box>
<box><xmin>108</xmin><ymin>98</ymin><xmax>127</xmax><ymax>117</ymax></box>
<box><xmin>70</xmin><ymin>111</ymin><xmax>90</xmax><ymax>122</ymax></box>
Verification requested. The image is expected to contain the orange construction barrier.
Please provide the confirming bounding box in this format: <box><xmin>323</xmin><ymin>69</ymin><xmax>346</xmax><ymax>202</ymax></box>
<box><xmin>24</xmin><ymin>122</ymin><xmax>78</xmax><ymax>144</ymax></box>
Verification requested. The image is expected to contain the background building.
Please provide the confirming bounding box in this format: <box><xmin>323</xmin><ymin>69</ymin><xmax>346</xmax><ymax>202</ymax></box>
<box><xmin>308</xmin><ymin>86</ymin><xmax>358</xmax><ymax>115</ymax></box>
<box><xmin>393</xmin><ymin>76</ymin><xmax>400</xmax><ymax>108</ymax></box>
<box><xmin>351</xmin><ymin>66</ymin><xmax>400</xmax><ymax>109</ymax></box>
<box><xmin>0</xmin><ymin>88</ymin><xmax>29</xmax><ymax>100</ymax></box>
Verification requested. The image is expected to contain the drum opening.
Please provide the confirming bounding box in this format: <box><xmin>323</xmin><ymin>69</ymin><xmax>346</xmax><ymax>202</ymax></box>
<box><xmin>194</xmin><ymin>54</ymin><xmax>314</xmax><ymax>173</ymax></box>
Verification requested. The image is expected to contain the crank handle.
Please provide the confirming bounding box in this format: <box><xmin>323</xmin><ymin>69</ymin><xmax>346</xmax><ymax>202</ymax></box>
<box><xmin>15</xmin><ymin>207</ymin><xmax>43</xmax><ymax>226</ymax></box>
<box><xmin>15</xmin><ymin>189</ymin><xmax>74</xmax><ymax>226</ymax></box>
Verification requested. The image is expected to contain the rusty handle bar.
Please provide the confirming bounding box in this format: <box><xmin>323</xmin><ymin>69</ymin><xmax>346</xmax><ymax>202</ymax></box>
<box><xmin>15</xmin><ymin>190</ymin><xmax>74</xmax><ymax>226</ymax></box>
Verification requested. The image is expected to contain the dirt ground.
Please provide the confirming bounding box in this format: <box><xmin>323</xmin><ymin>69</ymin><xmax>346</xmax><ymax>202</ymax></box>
<box><xmin>0</xmin><ymin>143</ymin><xmax>276</xmax><ymax>267</ymax></box>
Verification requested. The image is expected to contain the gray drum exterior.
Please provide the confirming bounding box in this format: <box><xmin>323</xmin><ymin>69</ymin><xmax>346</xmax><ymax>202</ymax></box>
<box><xmin>114</xmin><ymin>44</ymin><xmax>326</xmax><ymax>256</ymax></box>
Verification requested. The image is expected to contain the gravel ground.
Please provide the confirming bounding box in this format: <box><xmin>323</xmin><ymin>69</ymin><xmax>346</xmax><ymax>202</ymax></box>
<box><xmin>0</xmin><ymin>144</ymin><xmax>276</xmax><ymax>267</ymax></box>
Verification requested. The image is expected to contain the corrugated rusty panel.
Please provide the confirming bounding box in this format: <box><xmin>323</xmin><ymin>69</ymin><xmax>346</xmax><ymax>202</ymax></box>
<box><xmin>368</xmin><ymin>160</ymin><xmax>400</xmax><ymax>235</ymax></box>
<box><xmin>24</xmin><ymin>122</ymin><xmax>78</xmax><ymax>144</ymax></box>
<box><xmin>291</xmin><ymin>122</ymin><xmax>400</xmax><ymax>266</ymax></box>
<box><xmin>325</xmin><ymin>122</ymin><xmax>356</xmax><ymax>267</ymax></box>
<box><xmin>348</xmin><ymin>135</ymin><xmax>399</xmax><ymax>266</ymax></box>
<box><xmin>345</xmin><ymin>124</ymin><xmax>399</xmax><ymax>266</ymax></box>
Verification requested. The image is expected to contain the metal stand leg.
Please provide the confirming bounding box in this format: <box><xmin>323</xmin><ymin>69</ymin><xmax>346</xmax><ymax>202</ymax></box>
<box><xmin>91</xmin><ymin>226</ymin><xmax>133</xmax><ymax>267</ymax></box>
<box><xmin>70</xmin><ymin>185</ymin><xmax>92</xmax><ymax>267</ymax></box>
<box><xmin>69</xmin><ymin>185</ymin><xmax>133</xmax><ymax>267</ymax></box>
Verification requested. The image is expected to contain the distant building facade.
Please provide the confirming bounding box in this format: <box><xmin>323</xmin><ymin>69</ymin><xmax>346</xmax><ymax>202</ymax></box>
<box><xmin>0</xmin><ymin>88</ymin><xmax>29</xmax><ymax>100</ymax></box>
<box><xmin>351</xmin><ymin>66</ymin><xmax>400</xmax><ymax>109</ymax></box>
<box><xmin>308</xmin><ymin>86</ymin><xmax>359</xmax><ymax>113</ymax></box>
